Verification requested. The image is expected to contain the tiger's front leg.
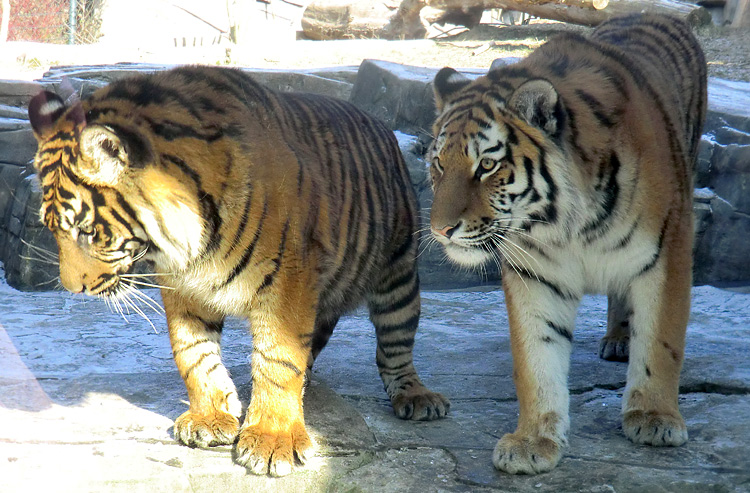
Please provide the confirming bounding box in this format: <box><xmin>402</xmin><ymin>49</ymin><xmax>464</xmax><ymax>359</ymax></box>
<box><xmin>235</xmin><ymin>281</ymin><xmax>316</xmax><ymax>477</ymax></box>
<box><xmin>163</xmin><ymin>290</ymin><xmax>242</xmax><ymax>448</ymax></box>
<box><xmin>621</xmin><ymin>215</ymin><xmax>690</xmax><ymax>447</ymax></box>
<box><xmin>493</xmin><ymin>266</ymin><xmax>580</xmax><ymax>474</ymax></box>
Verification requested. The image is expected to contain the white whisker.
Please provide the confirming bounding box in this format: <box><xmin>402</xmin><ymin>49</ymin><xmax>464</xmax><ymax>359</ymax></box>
<box><xmin>121</xmin><ymin>284</ymin><xmax>165</xmax><ymax>315</ymax></box>
<box><xmin>491</xmin><ymin>237</ymin><xmax>530</xmax><ymax>292</ymax></box>
<box><xmin>118</xmin><ymin>290</ymin><xmax>159</xmax><ymax>333</ymax></box>
<box><xmin>34</xmin><ymin>276</ymin><xmax>61</xmax><ymax>287</ymax></box>
<box><xmin>22</xmin><ymin>255</ymin><xmax>60</xmax><ymax>266</ymax></box>
<box><xmin>499</xmin><ymin>235</ymin><xmax>543</xmax><ymax>282</ymax></box>
<box><xmin>20</xmin><ymin>239</ymin><xmax>59</xmax><ymax>262</ymax></box>
<box><xmin>126</xmin><ymin>278</ymin><xmax>175</xmax><ymax>291</ymax></box>
<box><xmin>120</xmin><ymin>273</ymin><xmax>172</xmax><ymax>278</ymax></box>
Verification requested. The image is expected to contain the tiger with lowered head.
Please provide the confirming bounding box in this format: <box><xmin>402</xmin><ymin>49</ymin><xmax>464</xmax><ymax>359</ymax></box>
<box><xmin>28</xmin><ymin>66</ymin><xmax>449</xmax><ymax>476</ymax></box>
<box><xmin>428</xmin><ymin>13</ymin><xmax>706</xmax><ymax>473</ymax></box>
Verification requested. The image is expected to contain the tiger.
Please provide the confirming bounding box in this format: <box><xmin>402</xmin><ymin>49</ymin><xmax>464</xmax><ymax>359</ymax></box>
<box><xmin>27</xmin><ymin>65</ymin><xmax>449</xmax><ymax>477</ymax></box>
<box><xmin>427</xmin><ymin>13</ymin><xmax>706</xmax><ymax>474</ymax></box>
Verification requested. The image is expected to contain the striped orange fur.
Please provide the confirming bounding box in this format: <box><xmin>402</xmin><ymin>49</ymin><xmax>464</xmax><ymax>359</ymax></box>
<box><xmin>428</xmin><ymin>14</ymin><xmax>706</xmax><ymax>473</ymax></box>
<box><xmin>28</xmin><ymin>65</ymin><xmax>449</xmax><ymax>476</ymax></box>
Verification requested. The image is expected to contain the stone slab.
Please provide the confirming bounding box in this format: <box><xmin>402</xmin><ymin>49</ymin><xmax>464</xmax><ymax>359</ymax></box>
<box><xmin>0</xmin><ymin>80</ymin><xmax>44</xmax><ymax>107</ymax></box>
<box><xmin>0</xmin><ymin>128</ymin><xmax>36</xmax><ymax>166</ymax></box>
<box><xmin>0</xmin><ymin>104</ymin><xmax>29</xmax><ymax>120</ymax></box>
<box><xmin>1</xmin><ymin>270</ymin><xmax>748</xmax><ymax>492</ymax></box>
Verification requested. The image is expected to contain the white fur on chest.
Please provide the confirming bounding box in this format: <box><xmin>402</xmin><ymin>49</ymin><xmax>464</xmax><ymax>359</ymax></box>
<box><xmin>167</xmin><ymin>260</ymin><xmax>276</xmax><ymax>317</ymax></box>
<box><xmin>522</xmin><ymin>223</ymin><xmax>658</xmax><ymax>297</ymax></box>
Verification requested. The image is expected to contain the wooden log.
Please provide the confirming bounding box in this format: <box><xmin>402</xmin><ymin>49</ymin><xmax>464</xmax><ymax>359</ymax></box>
<box><xmin>380</xmin><ymin>0</ymin><xmax>428</xmax><ymax>39</ymax></box>
<box><xmin>425</xmin><ymin>0</ymin><xmax>712</xmax><ymax>27</ymax></box>
<box><xmin>301</xmin><ymin>0</ymin><xmax>398</xmax><ymax>40</ymax></box>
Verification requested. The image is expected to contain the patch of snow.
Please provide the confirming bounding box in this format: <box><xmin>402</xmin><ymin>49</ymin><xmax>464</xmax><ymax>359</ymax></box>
<box><xmin>701</xmin><ymin>133</ymin><xmax>720</xmax><ymax>146</ymax></box>
<box><xmin>694</xmin><ymin>187</ymin><xmax>717</xmax><ymax>201</ymax></box>
<box><xmin>393</xmin><ymin>131</ymin><xmax>419</xmax><ymax>150</ymax></box>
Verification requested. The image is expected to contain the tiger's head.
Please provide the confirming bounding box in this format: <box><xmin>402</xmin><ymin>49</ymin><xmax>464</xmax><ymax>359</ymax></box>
<box><xmin>28</xmin><ymin>91</ymin><xmax>153</xmax><ymax>297</ymax></box>
<box><xmin>427</xmin><ymin>67</ymin><xmax>567</xmax><ymax>268</ymax></box>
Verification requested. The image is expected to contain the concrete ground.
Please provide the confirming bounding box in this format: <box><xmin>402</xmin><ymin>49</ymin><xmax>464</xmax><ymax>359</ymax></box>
<box><xmin>1</xmin><ymin>272</ymin><xmax>749</xmax><ymax>492</ymax></box>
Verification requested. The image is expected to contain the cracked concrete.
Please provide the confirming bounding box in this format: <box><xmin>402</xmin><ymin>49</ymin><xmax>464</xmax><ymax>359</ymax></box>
<box><xmin>1</xmin><ymin>273</ymin><xmax>749</xmax><ymax>492</ymax></box>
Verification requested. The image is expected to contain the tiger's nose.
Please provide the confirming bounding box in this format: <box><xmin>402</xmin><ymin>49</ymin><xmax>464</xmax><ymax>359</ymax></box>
<box><xmin>432</xmin><ymin>222</ymin><xmax>461</xmax><ymax>239</ymax></box>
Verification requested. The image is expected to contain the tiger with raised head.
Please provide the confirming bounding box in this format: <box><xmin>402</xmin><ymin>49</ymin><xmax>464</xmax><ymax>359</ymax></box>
<box><xmin>28</xmin><ymin>65</ymin><xmax>449</xmax><ymax>476</ymax></box>
<box><xmin>427</xmin><ymin>14</ymin><xmax>706</xmax><ymax>473</ymax></box>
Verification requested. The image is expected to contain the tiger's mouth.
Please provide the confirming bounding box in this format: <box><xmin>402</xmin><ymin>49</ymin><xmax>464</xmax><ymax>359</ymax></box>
<box><xmin>90</xmin><ymin>246</ymin><xmax>153</xmax><ymax>297</ymax></box>
<box><xmin>89</xmin><ymin>273</ymin><xmax>124</xmax><ymax>297</ymax></box>
<box><xmin>441</xmin><ymin>241</ymin><xmax>495</xmax><ymax>267</ymax></box>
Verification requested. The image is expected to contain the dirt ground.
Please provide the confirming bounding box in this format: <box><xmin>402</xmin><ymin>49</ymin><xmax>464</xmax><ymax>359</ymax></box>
<box><xmin>2</xmin><ymin>19</ymin><xmax>749</xmax><ymax>83</ymax></box>
<box><xmin>239</xmin><ymin>19</ymin><xmax>750</xmax><ymax>82</ymax></box>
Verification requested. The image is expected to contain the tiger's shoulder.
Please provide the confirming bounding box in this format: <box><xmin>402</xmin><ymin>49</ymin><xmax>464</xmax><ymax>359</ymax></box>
<box><xmin>433</xmin><ymin>13</ymin><xmax>707</xmax><ymax>176</ymax></box>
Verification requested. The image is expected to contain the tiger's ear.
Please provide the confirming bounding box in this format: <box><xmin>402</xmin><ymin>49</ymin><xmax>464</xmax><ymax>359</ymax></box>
<box><xmin>508</xmin><ymin>79</ymin><xmax>564</xmax><ymax>137</ymax></box>
<box><xmin>28</xmin><ymin>91</ymin><xmax>84</xmax><ymax>138</ymax></box>
<box><xmin>433</xmin><ymin>67</ymin><xmax>471</xmax><ymax>113</ymax></box>
<box><xmin>78</xmin><ymin>125</ymin><xmax>131</xmax><ymax>186</ymax></box>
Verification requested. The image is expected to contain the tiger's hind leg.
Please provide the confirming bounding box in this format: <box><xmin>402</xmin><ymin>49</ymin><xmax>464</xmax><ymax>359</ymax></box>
<box><xmin>306</xmin><ymin>315</ymin><xmax>340</xmax><ymax>370</ymax></box>
<box><xmin>367</xmin><ymin>259</ymin><xmax>450</xmax><ymax>421</ymax></box>
<box><xmin>163</xmin><ymin>290</ymin><xmax>241</xmax><ymax>449</ymax></box>
<box><xmin>599</xmin><ymin>293</ymin><xmax>632</xmax><ymax>362</ymax></box>
<box><xmin>622</xmin><ymin>213</ymin><xmax>690</xmax><ymax>447</ymax></box>
<box><xmin>304</xmin><ymin>315</ymin><xmax>339</xmax><ymax>387</ymax></box>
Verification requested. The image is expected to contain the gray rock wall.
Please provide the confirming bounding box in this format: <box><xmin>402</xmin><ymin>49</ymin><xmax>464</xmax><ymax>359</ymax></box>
<box><xmin>1</xmin><ymin>60</ymin><xmax>749</xmax><ymax>291</ymax></box>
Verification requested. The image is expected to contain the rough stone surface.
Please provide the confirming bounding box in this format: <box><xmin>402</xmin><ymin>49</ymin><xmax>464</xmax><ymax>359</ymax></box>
<box><xmin>0</xmin><ymin>80</ymin><xmax>44</xmax><ymax>107</ymax></box>
<box><xmin>0</xmin><ymin>127</ymin><xmax>36</xmax><ymax>166</ymax></box>
<box><xmin>1</xmin><ymin>271</ymin><xmax>748</xmax><ymax>491</ymax></box>
<box><xmin>42</xmin><ymin>64</ymin><xmax>359</xmax><ymax>103</ymax></box>
<box><xmin>694</xmin><ymin>133</ymin><xmax>750</xmax><ymax>283</ymax></box>
<box><xmin>0</xmin><ymin>174</ymin><xmax>58</xmax><ymax>291</ymax></box>
<box><xmin>349</xmin><ymin>59</ymin><xmax>460</xmax><ymax>137</ymax></box>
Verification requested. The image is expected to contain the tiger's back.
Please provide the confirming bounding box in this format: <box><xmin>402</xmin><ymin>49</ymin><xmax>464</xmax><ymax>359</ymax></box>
<box><xmin>428</xmin><ymin>14</ymin><xmax>706</xmax><ymax>474</ymax></box>
<box><xmin>591</xmin><ymin>14</ymin><xmax>707</xmax><ymax>160</ymax></box>
<box><xmin>72</xmin><ymin>67</ymin><xmax>414</xmax><ymax>312</ymax></box>
<box><xmin>29</xmin><ymin>65</ymin><xmax>448</xmax><ymax>477</ymax></box>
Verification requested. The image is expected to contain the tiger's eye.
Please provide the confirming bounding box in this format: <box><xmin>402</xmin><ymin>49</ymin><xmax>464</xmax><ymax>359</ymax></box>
<box><xmin>480</xmin><ymin>158</ymin><xmax>496</xmax><ymax>170</ymax></box>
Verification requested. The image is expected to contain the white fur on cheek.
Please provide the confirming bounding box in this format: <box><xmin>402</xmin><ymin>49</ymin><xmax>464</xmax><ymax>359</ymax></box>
<box><xmin>136</xmin><ymin>203</ymin><xmax>204</xmax><ymax>271</ymax></box>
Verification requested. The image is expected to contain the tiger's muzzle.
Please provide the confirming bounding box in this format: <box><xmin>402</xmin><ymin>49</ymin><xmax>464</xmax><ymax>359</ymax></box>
<box><xmin>56</xmin><ymin>235</ymin><xmax>123</xmax><ymax>296</ymax></box>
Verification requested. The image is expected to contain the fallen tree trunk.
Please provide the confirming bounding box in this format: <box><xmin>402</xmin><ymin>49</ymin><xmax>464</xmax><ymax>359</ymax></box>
<box><xmin>380</xmin><ymin>0</ymin><xmax>485</xmax><ymax>38</ymax></box>
<box><xmin>380</xmin><ymin>0</ymin><xmax>428</xmax><ymax>39</ymax></box>
<box><xmin>426</xmin><ymin>0</ymin><xmax>712</xmax><ymax>27</ymax></box>
<box><xmin>301</xmin><ymin>0</ymin><xmax>399</xmax><ymax>40</ymax></box>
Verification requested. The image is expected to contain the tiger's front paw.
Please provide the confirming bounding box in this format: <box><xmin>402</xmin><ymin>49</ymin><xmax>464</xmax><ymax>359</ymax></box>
<box><xmin>492</xmin><ymin>432</ymin><xmax>564</xmax><ymax>475</ymax></box>
<box><xmin>174</xmin><ymin>410</ymin><xmax>239</xmax><ymax>448</ymax></box>
<box><xmin>391</xmin><ymin>387</ymin><xmax>450</xmax><ymax>421</ymax></box>
<box><xmin>623</xmin><ymin>410</ymin><xmax>687</xmax><ymax>446</ymax></box>
<box><xmin>235</xmin><ymin>420</ymin><xmax>314</xmax><ymax>477</ymax></box>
